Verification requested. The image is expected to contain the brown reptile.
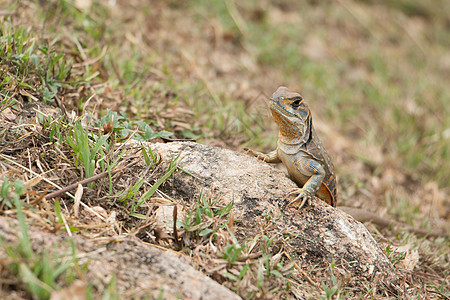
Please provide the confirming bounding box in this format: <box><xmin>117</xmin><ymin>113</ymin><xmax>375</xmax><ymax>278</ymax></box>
<box><xmin>246</xmin><ymin>86</ymin><xmax>447</xmax><ymax>238</ymax></box>
<box><xmin>246</xmin><ymin>86</ymin><xmax>336</xmax><ymax>209</ymax></box>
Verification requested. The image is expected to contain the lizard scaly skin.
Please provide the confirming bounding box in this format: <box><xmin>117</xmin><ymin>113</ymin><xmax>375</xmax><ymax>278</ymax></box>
<box><xmin>246</xmin><ymin>86</ymin><xmax>336</xmax><ymax>208</ymax></box>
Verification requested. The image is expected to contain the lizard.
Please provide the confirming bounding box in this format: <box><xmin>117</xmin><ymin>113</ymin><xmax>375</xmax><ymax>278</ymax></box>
<box><xmin>245</xmin><ymin>86</ymin><xmax>336</xmax><ymax>209</ymax></box>
<box><xmin>245</xmin><ymin>86</ymin><xmax>448</xmax><ymax>238</ymax></box>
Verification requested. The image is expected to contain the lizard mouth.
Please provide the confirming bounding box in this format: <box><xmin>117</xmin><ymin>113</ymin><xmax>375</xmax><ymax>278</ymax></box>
<box><xmin>269</xmin><ymin>98</ymin><xmax>296</xmax><ymax>117</ymax></box>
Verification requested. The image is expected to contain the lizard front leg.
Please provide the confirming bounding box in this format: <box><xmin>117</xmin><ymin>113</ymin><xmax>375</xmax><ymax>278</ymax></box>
<box><xmin>287</xmin><ymin>157</ymin><xmax>326</xmax><ymax>209</ymax></box>
<box><xmin>244</xmin><ymin>149</ymin><xmax>281</xmax><ymax>163</ymax></box>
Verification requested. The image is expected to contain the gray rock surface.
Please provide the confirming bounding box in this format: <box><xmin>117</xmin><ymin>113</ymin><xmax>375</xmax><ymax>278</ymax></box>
<box><xmin>0</xmin><ymin>217</ymin><xmax>241</xmax><ymax>300</ymax></box>
<box><xmin>149</xmin><ymin>141</ymin><xmax>393</xmax><ymax>279</ymax></box>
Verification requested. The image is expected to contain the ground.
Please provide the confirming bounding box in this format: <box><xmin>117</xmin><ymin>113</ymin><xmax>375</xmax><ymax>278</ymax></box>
<box><xmin>0</xmin><ymin>0</ymin><xmax>449</xmax><ymax>299</ymax></box>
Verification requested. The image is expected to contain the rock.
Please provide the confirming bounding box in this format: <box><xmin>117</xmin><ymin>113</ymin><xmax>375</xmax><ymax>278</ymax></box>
<box><xmin>0</xmin><ymin>217</ymin><xmax>241</xmax><ymax>300</ymax></box>
<box><xmin>1</xmin><ymin>140</ymin><xmax>396</xmax><ymax>297</ymax></box>
<box><xmin>147</xmin><ymin>141</ymin><xmax>394</xmax><ymax>279</ymax></box>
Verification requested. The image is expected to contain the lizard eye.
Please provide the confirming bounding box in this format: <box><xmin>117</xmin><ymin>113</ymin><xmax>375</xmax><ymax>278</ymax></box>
<box><xmin>291</xmin><ymin>97</ymin><xmax>302</xmax><ymax>108</ymax></box>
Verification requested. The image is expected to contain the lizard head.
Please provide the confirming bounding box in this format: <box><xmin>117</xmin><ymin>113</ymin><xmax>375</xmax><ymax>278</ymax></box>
<box><xmin>269</xmin><ymin>86</ymin><xmax>312</xmax><ymax>145</ymax></box>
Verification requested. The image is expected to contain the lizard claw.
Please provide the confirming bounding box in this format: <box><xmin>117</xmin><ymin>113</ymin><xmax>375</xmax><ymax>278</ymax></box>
<box><xmin>285</xmin><ymin>188</ymin><xmax>313</xmax><ymax>209</ymax></box>
<box><xmin>244</xmin><ymin>148</ymin><xmax>267</xmax><ymax>161</ymax></box>
<box><xmin>243</xmin><ymin>148</ymin><xmax>257</xmax><ymax>157</ymax></box>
